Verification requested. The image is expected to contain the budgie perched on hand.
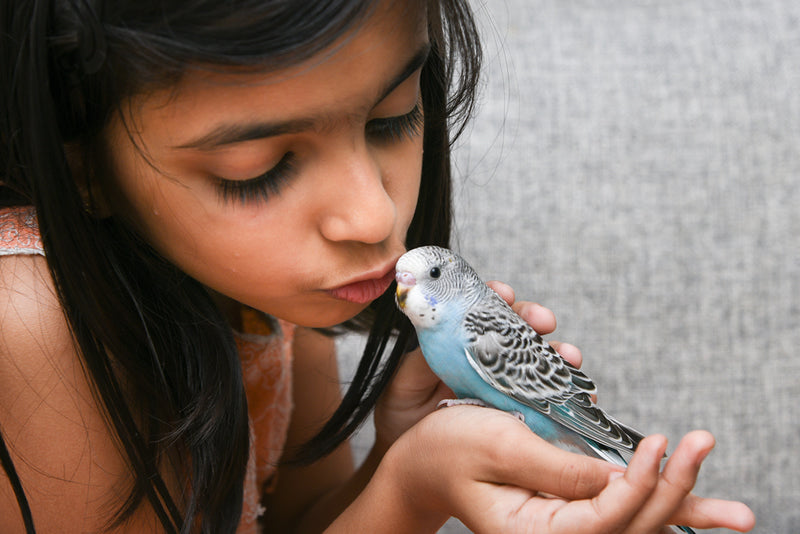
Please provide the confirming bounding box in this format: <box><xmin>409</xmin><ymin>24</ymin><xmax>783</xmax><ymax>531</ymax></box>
<box><xmin>395</xmin><ymin>245</ymin><xmax>694</xmax><ymax>534</ymax></box>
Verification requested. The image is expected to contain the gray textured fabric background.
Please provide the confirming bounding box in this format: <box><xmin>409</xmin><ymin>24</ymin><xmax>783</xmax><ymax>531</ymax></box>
<box><xmin>340</xmin><ymin>1</ymin><xmax>799</xmax><ymax>532</ymax></box>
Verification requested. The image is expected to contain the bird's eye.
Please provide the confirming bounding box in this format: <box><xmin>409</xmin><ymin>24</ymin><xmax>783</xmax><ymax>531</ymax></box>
<box><xmin>429</xmin><ymin>267</ymin><xmax>441</xmax><ymax>279</ymax></box>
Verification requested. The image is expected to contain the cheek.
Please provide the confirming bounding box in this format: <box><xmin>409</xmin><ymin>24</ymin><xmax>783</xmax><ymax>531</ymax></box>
<box><xmin>100</xmin><ymin>147</ymin><xmax>239</xmax><ymax>282</ymax></box>
<box><xmin>105</xmin><ymin>162</ymin><xmax>199</xmax><ymax>249</ymax></box>
<box><xmin>404</xmin><ymin>287</ymin><xmax>441</xmax><ymax>328</ymax></box>
<box><xmin>98</xmin><ymin>118</ymin><xmax>181</xmax><ymax>234</ymax></box>
<box><xmin>382</xmin><ymin>137</ymin><xmax>424</xmax><ymax>229</ymax></box>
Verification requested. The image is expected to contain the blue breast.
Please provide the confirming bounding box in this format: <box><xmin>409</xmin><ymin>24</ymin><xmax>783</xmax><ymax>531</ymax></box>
<box><xmin>416</xmin><ymin>319</ymin><xmax>603</xmax><ymax>456</ymax></box>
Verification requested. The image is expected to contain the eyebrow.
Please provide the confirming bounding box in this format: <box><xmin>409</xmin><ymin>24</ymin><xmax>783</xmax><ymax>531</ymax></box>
<box><xmin>176</xmin><ymin>43</ymin><xmax>432</xmax><ymax>151</ymax></box>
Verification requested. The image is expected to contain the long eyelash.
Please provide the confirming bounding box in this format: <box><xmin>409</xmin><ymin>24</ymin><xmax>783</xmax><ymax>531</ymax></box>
<box><xmin>366</xmin><ymin>102</ymin><xmax>424</xmax><ymax>144</ymax></box>
<box><xmin>215</xmin><ymin>152</ymin><xmax>296</xmax><ymax>205</ymax></box>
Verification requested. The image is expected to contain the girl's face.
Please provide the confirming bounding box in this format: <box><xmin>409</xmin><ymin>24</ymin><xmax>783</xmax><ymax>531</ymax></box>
<box><xmin>100</xmin><ymin>3</ymin><xmax>428</xmax><ymax>327</ymax></box>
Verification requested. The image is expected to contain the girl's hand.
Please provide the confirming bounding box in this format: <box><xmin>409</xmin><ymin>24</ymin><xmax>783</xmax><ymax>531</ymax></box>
<box><xmin>373</xmin><ymin>280</ymin><xmax>577</xmax><ymax>448</ymax></box>
<box><xmin>355</xmin><ymin>281</ymin><xmax>755</xmax><ymax>534</ymax></box>
<box><xmin>375</xmin><ymin>406</ymin><xmax>755</xmax><ymax>534</ymax></box>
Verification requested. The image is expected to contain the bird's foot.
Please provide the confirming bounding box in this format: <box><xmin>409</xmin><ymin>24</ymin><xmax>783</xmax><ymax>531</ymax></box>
<box><xmin>436</xmin><ymin>398</ymin><xmax>490</xmax><ymax>410</ymax></box>
<box><xmin>435</xmin><ymin>400</ymin><xmax>525</xmax><ymax>423</ymax></box>
<box><xmin>509</xmin><ymin>410</ymin><xmax>526</xmax><ymax>423</ymax></box>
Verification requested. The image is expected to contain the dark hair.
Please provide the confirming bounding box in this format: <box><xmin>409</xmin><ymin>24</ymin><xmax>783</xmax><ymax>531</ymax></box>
<box><xmin>0</xmin><ymin>0</ymin><xmax>481</xmax><ymax>532</ymax></box>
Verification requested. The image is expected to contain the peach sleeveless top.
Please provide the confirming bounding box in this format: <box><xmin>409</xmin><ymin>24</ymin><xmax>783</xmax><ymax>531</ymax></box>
<box><xmin>0</xmin><ymin>206</ymin><xmax>294</xmax><ymax>532</ymax></box>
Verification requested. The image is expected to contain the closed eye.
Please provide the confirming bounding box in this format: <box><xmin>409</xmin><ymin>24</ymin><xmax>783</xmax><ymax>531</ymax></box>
<box><xmin>365</xmin><ymin>101</ymin><xmax>423</xmax><ymax>145</ymax></box>
<box><xmin>215</xmin><ymin>152</ymin><xmax>297</xmax><ymax>205</ymax></box>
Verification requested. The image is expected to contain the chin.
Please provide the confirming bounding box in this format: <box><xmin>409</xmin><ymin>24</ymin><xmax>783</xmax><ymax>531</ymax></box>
<box><xmin>276</xmin><ymin>300</ymin><xmax>372</xmax><ymax>329</ymax></box>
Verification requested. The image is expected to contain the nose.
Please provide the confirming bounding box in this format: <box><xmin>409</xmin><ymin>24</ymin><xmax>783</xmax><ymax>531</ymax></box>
<box><xmin>319</xmin><ymin>142</ymin><xmax>396</xmax><ymax>244</ymax></box>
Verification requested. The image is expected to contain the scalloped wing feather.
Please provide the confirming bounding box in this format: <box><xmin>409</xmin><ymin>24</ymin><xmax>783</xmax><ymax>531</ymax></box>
<box><xmin>462</xmin><ymin>294</ymin><xmax>644</xmax><ymax>455</ymax></box>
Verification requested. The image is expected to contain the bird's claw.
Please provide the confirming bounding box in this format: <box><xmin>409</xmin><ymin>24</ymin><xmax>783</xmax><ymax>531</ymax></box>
<box><xmin>436</xmin><ymin>398</ymin><xmax>490</xmax><ymax>410</ymax></box>
<box><xmin>435</xmin><ymin>400</ymin><xmax>525</xmax><ymax>423</ymax></box>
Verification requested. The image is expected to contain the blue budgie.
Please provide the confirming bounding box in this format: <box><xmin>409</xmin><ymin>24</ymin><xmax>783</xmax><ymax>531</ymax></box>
<box><xmin>395</xmin><ymin>246</ymin><xmax>694</xmax><ymax>534</ymax></box>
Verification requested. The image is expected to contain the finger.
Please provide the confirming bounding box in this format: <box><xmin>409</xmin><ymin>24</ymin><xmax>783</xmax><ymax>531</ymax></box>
<box><xmin>548</xmin><ymin>434</ymin><xmax>668</xmax><ymax>532</ymax></box>
<box><xmin>668</xmin><ymin>495</ymin><xmax>756</xmax><ymax>532</ymax></box>
<box><xmin>485</xmin><ymin>280</ymin><xmax>559</xmax><ymax>336</ymax></box>
<box><xmin>454</xmin><ymin>481</ymin><xmax>541</xmax><ymax>533</ymax></box>
<box><xmin>393</xmin><ymin>349</ymin><xmax>438</xmax><ymax>385</ymax></box>
<box><xmin>548</xmin><ymin>342</ymin><xmax>590</xmax><ymax>398</ymax></box>
<box><xmin>486</xmin><ymin>280</ymin><xmax>515</xmax><ymax>304</ymax></box>
<box><xmin>386</xmin><ymin>349</ymin><xmax>449</xmax><ymax>398</ymax></box>
<box><xmin>654</xmin><ymin>433</ymin><xmax>756</xmax><ymax>532</ymax></box>
<box><xmin>515</xmin><ymin>301</ymin><xmax>558</xmax><ymax>335</ymax></box>
<box><xmin>443</xmin><ymin>406</ymin><xmax>620</xmax><ymax>500</ymax></box>
<box><xmin>549</xmin><ymin>340</ymin><xmax>583</xmax><ymax>369</ymax></box>
<box><xmin>624</xmin><ymin>430</ymin><xmax>713</xmax><ymax>533</ymax></box>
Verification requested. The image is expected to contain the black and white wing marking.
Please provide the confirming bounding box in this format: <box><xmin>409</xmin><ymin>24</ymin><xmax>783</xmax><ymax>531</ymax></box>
<box><xmin>462</xmin><ymin>294</ymin><xmax>644</xmax><ymax>456</ymax></box>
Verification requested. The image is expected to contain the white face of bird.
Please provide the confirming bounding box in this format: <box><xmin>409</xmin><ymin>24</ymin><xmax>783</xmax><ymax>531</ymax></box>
<box><xmin>395</xmin><ymin>246</ymin><xmax>479</xmax><ymax>330</ymax></box>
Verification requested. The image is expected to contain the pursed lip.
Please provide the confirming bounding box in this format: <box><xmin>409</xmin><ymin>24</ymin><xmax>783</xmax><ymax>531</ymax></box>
<box><xmin>326</xmin><ymin>260</ymin><xmax>400</xmax><ymax>304</ymax></box>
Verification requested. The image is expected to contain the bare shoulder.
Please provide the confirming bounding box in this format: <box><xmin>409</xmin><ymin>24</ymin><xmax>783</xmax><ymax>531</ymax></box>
<box><xmin>0</xmin><ymin>255</ymin><xmax>156</xmax><ymax>532</ymax></box>
<box><xmin>0</xmin><ymin>253</ymin><xmax>73</xmax><ymax>414</ymax></box>
<box><xmin>0</xmin><ymin>251</ymin><xmax>60</xmax><ymax>327</ymax></box>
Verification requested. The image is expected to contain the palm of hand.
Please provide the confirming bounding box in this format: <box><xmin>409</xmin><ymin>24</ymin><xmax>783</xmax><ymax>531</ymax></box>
<box><xmin>373</xmin><ymin>348</ymin><xmax>453</xmax><ymax>447</ymax></box>
<box><xmin>372</xmin><ymin>280</ymin><xmax>753</xmax><ymax>534</ymax></box>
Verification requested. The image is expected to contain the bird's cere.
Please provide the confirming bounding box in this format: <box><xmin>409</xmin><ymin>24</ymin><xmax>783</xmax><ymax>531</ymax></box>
<box><xmin>394</xmin><ymin>270</ymin><xmax>417</xmax><ymax>309</ymax></box>
<box><xmin>395</xmin><ymin>271</ymin><xmax>416</xmax><ymax>287</ymax></box>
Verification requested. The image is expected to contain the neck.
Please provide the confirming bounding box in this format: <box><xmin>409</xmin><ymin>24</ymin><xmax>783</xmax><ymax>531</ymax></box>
<box><xmin>206</xmin><ymin>288</ymin><xmax>244</xmax><ymax>331</ymax></box>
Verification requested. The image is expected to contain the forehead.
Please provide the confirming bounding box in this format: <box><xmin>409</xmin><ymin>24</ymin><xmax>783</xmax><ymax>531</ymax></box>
<box><xmin>117</xmin><ymin>0</ymin><xmax>429</xmax><ymax>146</ymax></box>
<box><xmin>399</xmin><ymin>246</ymin><xmax>456</xmax><ymax>270</ymax></box>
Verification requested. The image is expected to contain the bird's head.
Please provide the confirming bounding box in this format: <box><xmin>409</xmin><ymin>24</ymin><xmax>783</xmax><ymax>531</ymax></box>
<box><xmin>395</xmin><ymin>246</ymin><xmax>485</xmax><ymax>329</ymax></box>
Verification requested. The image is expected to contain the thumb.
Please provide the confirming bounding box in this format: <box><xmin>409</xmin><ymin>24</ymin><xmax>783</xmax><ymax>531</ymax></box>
<box><xmin>389</xmin><ymin>348</ymin><xmax>448</xmax><ymax>395</ymax></box>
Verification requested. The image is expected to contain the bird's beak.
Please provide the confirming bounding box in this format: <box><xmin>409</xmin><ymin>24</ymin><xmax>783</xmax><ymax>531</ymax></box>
<box><xmin>396</xmin><ymin>285</ymin><xmax>408</xmax><ymax>309</ymax></box>
<box><xmin>395</xmin><ymin>271</ymin><xmax>415</xmax><ymax>309</ymax></box>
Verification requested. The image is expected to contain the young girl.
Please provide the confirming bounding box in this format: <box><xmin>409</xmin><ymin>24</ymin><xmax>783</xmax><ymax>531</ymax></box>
<box><xmin>0</xmin><ymin>0</ymin><xmax>755</xmax><ymax>532</ymax></box>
